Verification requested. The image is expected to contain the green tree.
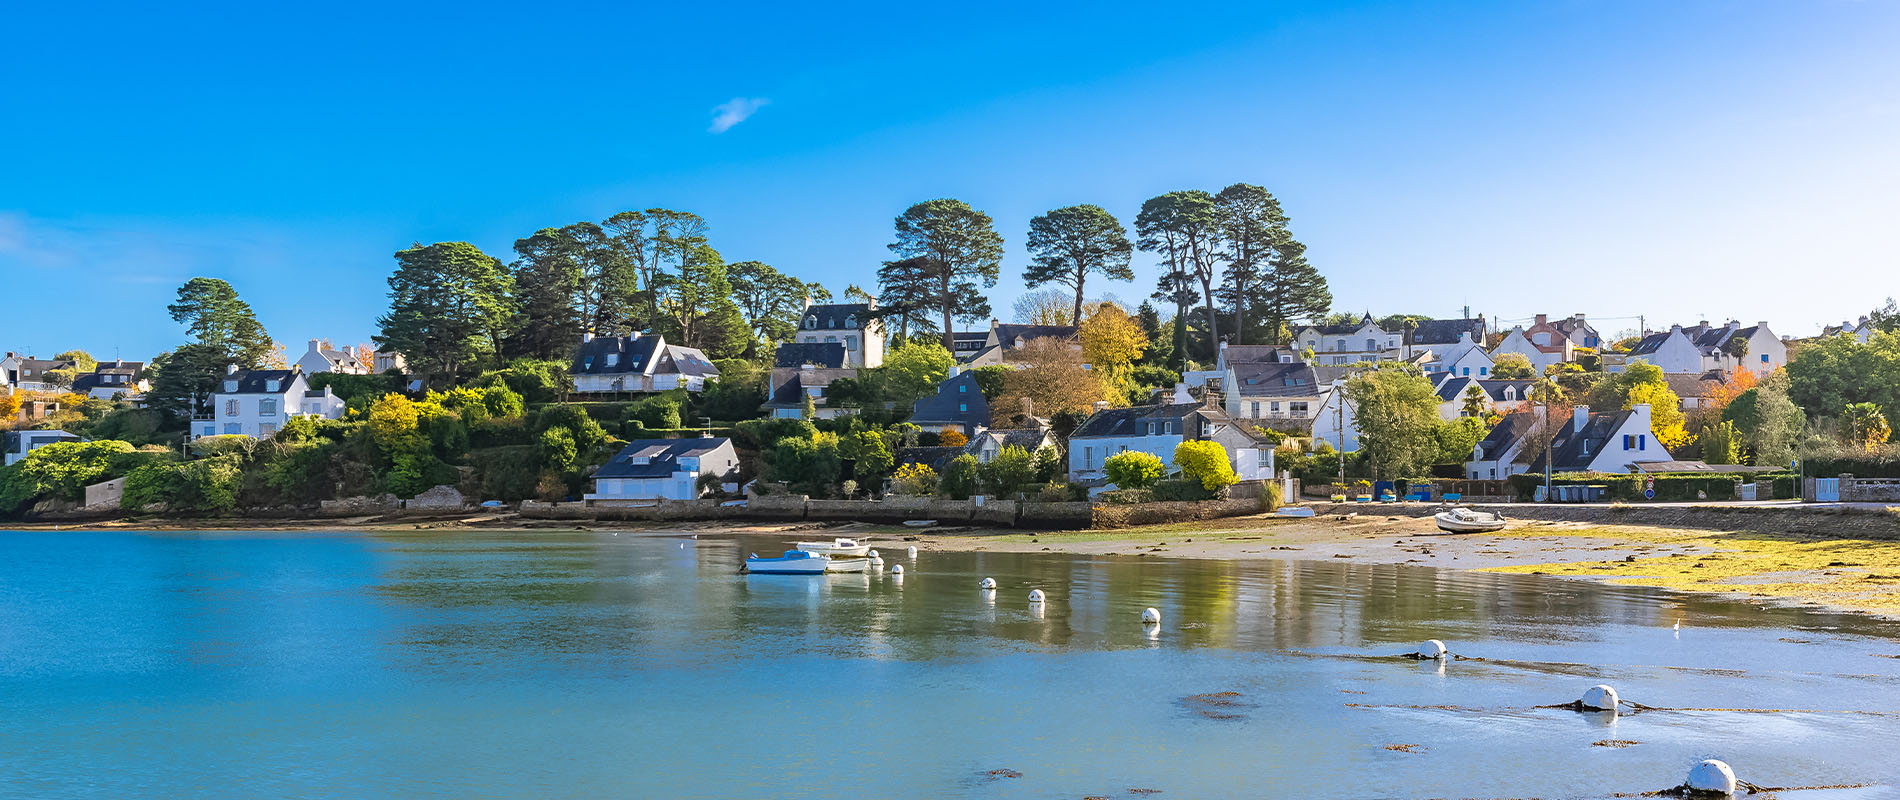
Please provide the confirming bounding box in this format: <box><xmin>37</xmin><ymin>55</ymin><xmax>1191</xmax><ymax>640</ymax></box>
<box><xmin>167</xmin><ymin>277</ymin><xmax>275</xmax><ymax>367</ymax></box>
<box><xmin>1104</xmin><ymin>450</ymin><xmax>1164</xmax><ymax>489</ymax></box>
<box><xmin>1343</xmin><ymin>368</ymin><xmax>1442</xmax><ymax>479</ymax></box>
<box><xmin>1173</xmin><ymin>440</ymin><xmax>1239</xmax><ymax>491</ymax></box>
<box><xmin>1490</xmin><ymin>353</ymin><xmax>1534</xmax><ymax>380</ymax></box>
<box><xmin>1433</xmin><ymin>416</ymin><xmax>1489</xmax><ymax>466</ymax></box>
<box><xmin>1700</xmin><ymin>419</ymin><xmax>1744</xmax><ymax>464</ymax></box>
<box><xmin>1215</xmin><ymin>183</ymin><xmax>1326</xmax><ymax>345</ymax></box>
<box><xmin>55</xmin><ymin>350</ymin><xmax>98</xmax><ymax>371</ymax></box>
<box><xmin>1136</xmin><ymin>301</ymin><xmax>1173</xmax><ymax>367</ymax></box>
<box><xmin>776</xmin><ymin>434</ymin><xmax>843</xmax><ymax>497</ymax></box>
<box><xmin>940</xmin><ymin>453</ymin><xmax>978</xmax><ymax>500</ymax></box>
<box><xmin>376</xmin><ymin>242</ymin><xmax>515</xmax><ymax>384</ymax></box>
<box><xmin>1460</xmin><ymin>384</ymin><xmax>1489</xmax><ymax>418</ymax></box>
<box><xmin>874</xmin><ymin>256</ymin><xmax>946</xmax><ymax>342</ymax></box>
<box><xmin>1588</xmin><ymin>361</ymin><xmax>1691</xmax><ymax>450</ymax></box>
<box><xmin>506</xmin><ymin>222</ymin><xmax>627</xmax><ymax>358</ymax></box>
<box><xmin>1786</xmin><ymin>332</ymin><xmax>1900</xmax><ymax>421</ymax></box>
<box><xmin>1023</xmin><ymin>204</ymin><xmax>1134</xmax><ymax>326</ymax></box>
<box><xmin>1845</xmin><ymin>402</ymin><xmax>1891</xmax><ymax>451</ymax></box>
<box><xmin>888</xmin><ymin>199</ymin><xmax>1005</xmax><ymax>352</ymax></box>
<box><xmin>877</xmin><ymin>342</ymin><xmax>955</xmax><ymax>407</ymax></box>
<box><xmin>728</xmin><ymin>260</ymin><xmax>822</xmax><ymax>352</ymax></box>
<box><xmin>977</xmin><ymin>445</ymin><xmax>1038</xmax><ymax>498</ymax></box>
<box><xmin>1137</xmin><ymin>191</ymin><xmax>1223</xmax><ymax>363</ymax></box>
<box><xmin>848</xmin><ymin>430</ymin><xmax>895</xmax><ymax>484</ymax></box>
<box><xmin>604</xmin><ymin>209</ymin><xmax>709</xmax><ymax>337</ymax></box>
<box><xmin>1722</xmin><ymin>371</ymin><xmax>1805</xmax><ymax>466</ymax></box>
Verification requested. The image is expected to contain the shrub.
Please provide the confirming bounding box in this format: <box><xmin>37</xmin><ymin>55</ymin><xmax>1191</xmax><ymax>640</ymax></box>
<box><xmin>1174</xmin><ymin>440</ymin><xmax>1238</xmax><ymax>491</ymax></box>
<box><xmin>847</xmin><ymin>430</ymin><xmax>894</xmax><ymax>483</ymax></box>
<box><xmin>0</xmin><ymin>440</ymin><xmax>143</xmax><ymax>514</ymax></box>
<box><xmin>775</xmin><ymin>435</ymin><xmax>842</xmax><ymax>497</ymax></box>
<box><xmin>941</xmin><ymin>454</ymin><xmax>978</xmax><ymax>500</ymax></box>
<box><xmin>890</xmin><ymin>463</ymin><xmax>938</xmax><ymax>496</ymax></box>
<box><xmin>938</xmin><ymin>429</ymin><xmax>968</xmax><ymax>447</ymax></box>
<box><xmin>1096</xmin><ymin>487</ymin><xmax>1155</xmax><ymax>504</ymax></box>
<box><xmin>123</xmin><ymin>456</ymin><xmax>243</xmax><ymax>514</ymax></box>
<box><xmin>1104</xmin><ymin>450</ymin><xmax>1165</xmax><ymax>490</ymax></box>
<box><xmin>469</xmin><ymin>445</ymin><xmax>542</xmax><ymax>501</ymax></box>
<box><xmin>629</xmin><ymin>395</ymin><xmax>683</xmax><ymax>430</ymax></box>
<box><xmin>1152</xmin><ymin>478</ymin><xmax>1216</xmax><ymax>502</ymax></box>
<box><xmin>977</xmin><ymin>445</ymin><xmax>1039</xmax><ymax>498</ymax></box>
<box><xmin>733</xmin><ymin>417</ymin><xmax>817</xmax><ymax>451</ymax></box>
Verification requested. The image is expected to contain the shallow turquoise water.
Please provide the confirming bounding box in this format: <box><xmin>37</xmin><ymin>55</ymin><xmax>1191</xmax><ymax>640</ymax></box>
<box><xmin>1</xmin><ymin>529</ymin><xmax>1896</xmax><ymax>799</ymax></box>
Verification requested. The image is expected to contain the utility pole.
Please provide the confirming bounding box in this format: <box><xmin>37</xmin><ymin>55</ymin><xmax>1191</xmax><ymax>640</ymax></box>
<box><xmin>1336</xmin><ymin>387</ymin><xmax>1346</xmax><ymax>486</ymax></box>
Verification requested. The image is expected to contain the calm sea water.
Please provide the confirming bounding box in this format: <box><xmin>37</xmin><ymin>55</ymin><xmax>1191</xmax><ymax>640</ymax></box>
<box><xmin>0</xmin><ymin>529</ymin><xmax>1896</xmax><ymax>799</ymax></box>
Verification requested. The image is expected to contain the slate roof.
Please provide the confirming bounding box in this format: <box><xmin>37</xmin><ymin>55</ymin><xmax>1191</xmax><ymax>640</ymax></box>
<box><xmin>1627</xmin><ymin>331</ymin><xmax>1675</xmax><ymax>356</ymax></box>
<box><xmin>765</xmin><ymin>374</ymin><xmax>806</xmax><ymax>407</ymax></box>
<box><xmin>93</xmin><ymin>360</ymin><xmax>145</xmax><ymax>376</ymax></box>
<box><xmin>218</xmin><ymin>369</ymin><xmax>299</xmax><ymax>394</ymax></box>
<box><xmin>1436</xmin><ymin>377</ymin><xmax>1536</xmax><ymax>403</ymax></box>
<box><xmin>1220</xmin><ymin>344</ymin><xmax>1299</xmax><ymax>365</ymax></box>
<box><xmin>572</xmin><ymin>335</ymin><xmax>662</xmax><ymax>375</ymax></box>
<box><xmin>800</xmin><ymin>303</ymin><xmax>873</xmax><ymax>331</ymax></box>
<box><xmin>655</xmin><ymin>345</ymin><xmax>718</xmax><ymax>377</ymax></box>
<box><xmin>1663</xmin><ymin>371</ymin><xmax>1726</xmax><ymax>400</ymax></box>
<box><xmin>1301</xmin><ymin>314</ymin><xmax>1375</xmax><ymax>336</ymax></box>
<box><xmin>1229</xmin><ymin>362</ymin><xmax>1324</xmax><ymax>398</ymax></box>
<box><xmin>1409</xmin><ymin>318</ymin><xmax>1485</xmax><ymax>346</ymax></box>
<box><xmin>593</xmin><ymin>438</ymin><xmax>731</xmax><ymax>479</ymax></box>
<box><xmin>994</xmin><ymin>324</ymin><xmax>1077</xmax><ymax>347</ymax></box>
<box><xmin>1543</xmin><ymin>410</ymin><xmax>1639</xmax><ymax>469</ymax></box>
<box><xmin>1473</xmin><ymin>413</ymin><xmax>1537</xmax><ymax>462</ymax></box>
<box><xmin>1070</xmin><ymin>402</ymin><xmax>1208</xmax><ymax>439</ymax></box>
<box><xmin>774</xmin><ymin>342</ymin><xmax>846</xmax><ymax>369</ymax></box>
<box><xmin>909</xmin><ymin>372</ymin><xmax>988</xmax><ymax>428</ymax></box>
<box><xmin>950</xmin><ymin>331</ymin><xmax>989</xmax><ymax>351</ymax></box>
<box><xmin>1551</xmin><ymin>316</ymin><xmax>1598</xmax><ymax>339</ymax></box>
<box><xmin>895</xmin><ymin>445</ymin><xmax>966</xmax><ymax>469</ymax></box>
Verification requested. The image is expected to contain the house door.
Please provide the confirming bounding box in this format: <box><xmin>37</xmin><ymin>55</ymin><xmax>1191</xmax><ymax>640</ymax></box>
<box><xmin>1814</xmin><ymin>478</ymin><xmax>1840</xmax><ymax>502</ymax></box>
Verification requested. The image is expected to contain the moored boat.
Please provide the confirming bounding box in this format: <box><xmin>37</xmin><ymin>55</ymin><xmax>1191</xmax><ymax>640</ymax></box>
<box><xmin>794</xmin><ymin>538</ymin><xmax>871</xmax><ymax>557</ymax></box>
<box><xmin>1434</xmin><ymin>507</ymin><xmax>1507</xmax><ymax>533</ymax></box>
<box><xmin>1271</xmin><ymin>507</ymin><xmax>1316</xmax><ymax>518</ymax></box>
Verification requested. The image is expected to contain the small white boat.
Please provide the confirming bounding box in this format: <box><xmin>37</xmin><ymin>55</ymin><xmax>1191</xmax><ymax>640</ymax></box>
<box><xmin>902</xmin><ymin>520</ymin><xmax>937</xmax><ymax>528</ymax></box>
<box><xmin>744</xmin><ymin>550</ymin><xmax>869</xmax><ymax>574</ymax></box>
<box><xmin>1271</xmin><ymin>507</ymin><xmax>1316</xmax><ymax>518</ymax></box>
<box><xmin>1434</xmin><ymin>507</ymin><xmax>1507</xmax><ymax>533</ymax></box>
<box><xmin>795</xmin><ymin>538</ymin><xmax>871</xmax><ymax>557</ymax></box>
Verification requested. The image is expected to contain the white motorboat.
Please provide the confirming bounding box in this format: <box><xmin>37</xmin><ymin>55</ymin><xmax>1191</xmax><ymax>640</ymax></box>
<box><xmin>1271</xmin><ymin>507</ymin><xmax>1316</xmax><ymax>518</ymax></box>
<box><xmin>743</xmin><ymin>550</ymin><xmax>870</xmax><ymax>574</ymax></box>
<box><xmin>902</xmin><ymin>520</ymin><xmax>937</xmax><ymax>528</ymax></box>
<box><xmin>1434</xmin><ymin>507</ymin><xmax>1507</xmax><ymax>533</ymax></box>
<box><xmin>794</xmin><ymin>538</ymin><xmax>871</xmax><ymax>557</ymax></box>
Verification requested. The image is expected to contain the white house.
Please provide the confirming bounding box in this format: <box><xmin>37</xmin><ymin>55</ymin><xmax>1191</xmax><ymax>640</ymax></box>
<box><xmin>1492</xmin><ymin>322</ymin><xmax>1573</xmax><ymax>374</ymax></box>
<box><xmin>1</xmin><ymin>354</ymin><xmax>76</xmax><ymax>393</ymax></box>
<box><xmin>1620</xmin><ymin>325</ymin><xmax>1704</xmax><ymax>374</ymax></box>
<box><xmin>1434</xmin><ymin>377</ymin><xmax>1535</xmax><ymax>421</ymax></box>
<box><xmin>296</xmin><ymin>340</ymin><xmax>370</xmax><ymax>375</ymax></box>
<box><xmin>571</xmin><ymin>332</ymin><xmax>720</xmax><ymax>395</ymax></box>
<box><xmin>1309</xmin><ymin>381</ymin><xmax>1361</xmax><ymax>452</ymax></box>
<box><xmin>4</xmin><ymin>430</ymin><xmax>81</xmax><ymax>466</ymax></box>
<box><xmin>1625</xmin><ymin>321</ymin><xmax>1786</xmax><ymax>377</ymax></box>
<box><xmin>1465</xmin><ymin>404</ymin><xmax>1667</xmax><ymax>480</ymax></box>
<box><xmin>794</xmin><ymin>301</ymin><xmax>885</xmax><ymax>369</ymax></box>
<box><xmin>1423</xmin><ymin>331</ymin><xmax>1495</xmax><ymax>379</ymax></box>
<box><xmin>1295</xmin><ymin>315</ymin><xmax>1403</xmax><ymax>366</ymax></box>
<box><xmin>1407</xmin><ymin>318</ymin><xmax>1487</xmax><ymax>363</ymax></box>
<box><xmin>1221</xmin><ymin>361</ymin><xmax>1329</xmax><ymax>431</ymax></box>
<box><xmin>585</xmin><ymin>437</ymin><xmax>740</xmax><ymax>501</ymax></box>
<box><xmin>193</xmin><ymin>366</ymin><xmax>345</xmax><ymax>440</ymax></box>
<box><xmin>966</xmin><ymin>425</ymin><xmax>1060</xmax><ymax>464</ymax></box>
<box><xmin>1823</xmin><ymin>316</ymin><xmax>1876</xmax><ymax>344</ymax></box>
<box><xmin>1068</xmin><ymin>392</ymin><xmax>1270</xmax><ymax>484</ymax></box>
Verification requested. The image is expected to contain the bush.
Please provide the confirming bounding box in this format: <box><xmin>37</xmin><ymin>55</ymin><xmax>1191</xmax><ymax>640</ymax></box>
<box><xmin>1152</xmin><ymin>478</ymin><xmax>1216</xmax><ymax>502</ymax></box>
<box><xmin>1104</xmin><ymin>451</ymin><xmax>1165</xmax><ymax>489</ymax></box>
<box><xmin>469</xmin><ymin>445</ymin><xmax>542</xmax><ymax>501</ymax></box>
<box><xmin>123</xmin><ymin>456</ymin><xmax>243</xmax><ymax>514</ymax></box>
<box><xmin>1174</xmin><ymin>440</ymin><xmax>1238</xmax><ymax>491</ymax></box>
<box><xmin>733</xmin><ymin>417</ymin><xmax>817</xmax><ymax>451</ymax></box>
<box><xmin>941</xmin><ymin>454</ymin><xmax>978</xmax><ymax>500</ymax></box>
<box><xmin>1503</xmin><ymin>471</ymin><xmax>1794</xmax><ymax>502</ymax></box>
<box><xmin>0</xmin><ymin>439</ymin><xmax>144</xmax><ymax>514</ymax></box>
<box><xmin>938</xmin><ymin>429</ymin><xmax>968</xmax><ymax>447</ymax></box>
<box><xmin>890</xmin><ymin>463</ymin><xmax>938</xmax><ymax>496</ymax></box>
<box><xmin>1096</xmin><ymin>488</ymin><xmax>1155</xmax><ymax>504</ymax></box>
<box><xmin>977</xmin><ymin>445</ymin><xmax>1038</xmax><ymax>498</ymax></box>
<box><xmin>629</xmin><ymin>395</ymin><xmax>684</xmax><ymax>430</ymax></box>
<box><xmin>775</xmin><ymin>435</ymin><xmax>842</xmax><ymax>497</ymax></box>
<box><xmin>969</xmin><ymin>365</ymin><xmax>1012</xmax><ymax>401</ymax></box>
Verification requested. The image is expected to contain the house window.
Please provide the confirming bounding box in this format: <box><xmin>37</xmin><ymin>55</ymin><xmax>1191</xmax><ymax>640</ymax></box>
<box><xmin>1083</xmin><ymin>446</ymin><xmax>1094</xmax><ymax>469</ymax></box>
<box><xmin>824</xmin><ymin>335</ymin><xmax>837</xmax><ymax>343</ymax></box>
<box><xmin>225</xmin><ymin>399</ymin><xmax>239</xmax><ymax>416</ymax></box>
<box><xmin>1623</xmin><ymin>435</ymin><xmax>1633</xmax><ymax>449</ymax></box>
<box><xmin>583</xmin><ymin>356</ymin><xmax>594</xmax><ymax>369</ymax></box>
<box><xmin>265</xmin><ymin>379</ymin><xmax>280</xmax><ymax>392</ymax></box>
<box><xmin>1462</xmin><ymin>367</ymin><xmax>1470</xmax><ymax>376</ymax></box>
<box><xmin>1164</xmin><ymin>421</ymin><xmax>1175</xmax><ymax>434</ymax></box>
<box><xmin>1289</xmin><ymin>402</ymin><xmax>1309</xmax><ymax>415</ymax></box>
<box><xmin>1250</xmin><ymin>402</ymin><xmax>1260</xmax><ymax>416</ymax></box>
<box><xmin>958</xmin><ymin>384</ymin><xmax>966</xmax><ymax>393</ymax></box>
<box><xmin>606</xmin><ymin>353</ymin><xmax>619</xmax><ymax>367</ymax></box>
<box><xmin>1270</xmin><ymin>402</ymin><xmax>1281</xmax><ymax>413</ymax></box>
<box><xmin>259</xmin><ymin>423</ymin><xmax>277</xmax><ymax>438</ymax></box>
<box><xmin>1478</xmin><ymin>367</ymin><xmax>1488</xmax><ymax>376</ymax></box>
<box><xmin>1365</xmin><ymin>338</ymin><xmax>1376</xmax><ymax>351</ymax></box>
<box><xmin>1760</xmin><ymin>354</ymin><xmax>1769</xmax><ymax>363</ymax></box>
<box><xmin>845</xmin><ymin>336</ymin><xmax>858</xmax><ymax>351</ymax></box>
<box><xmin>1147</xmin><ymin>422</ymin><xmax>1156</xmax><ymax>435</ymax></box>
<box><xmin>224</xmin><ymin>423</ymin><xmax>241</xmax><ymax>435</ymax></box>
<box><xmin>224</xmin><ymin>380</ymin><xmax>239</xmax><ymax>393</ymax></box>
<box><xmin>804</xmin><ymin>316</ymin><xmax>816</xmax><ymax>329</ymax></box>
<box><xmin>259</xmin><ymin>399</ymin><xmax>277</xmax><ymax>417</ymax></box>
<box><xmin>845</xmin><ymin>315</ymin><xmax>857</xmax><ymax>329</ymax></box>
<box><xmin>201</xmin><ymin>425</ymin><xmax>215</xmax><ymax>437</ymax></box>
<box><xmin>958</xmin><ymin>403</ymin><xmax>967</xmax><ymax>412</ymax></box>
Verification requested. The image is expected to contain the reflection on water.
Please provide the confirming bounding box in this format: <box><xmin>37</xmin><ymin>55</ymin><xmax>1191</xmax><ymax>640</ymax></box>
<box><xmin>0</xmin><ymin>529</ymin><xmax>1896</xmax><ymax>799</ymax></box>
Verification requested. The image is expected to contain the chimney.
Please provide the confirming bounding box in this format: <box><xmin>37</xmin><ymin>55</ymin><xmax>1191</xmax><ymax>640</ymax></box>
<box><xmin>1859</xmin><ymin>316</ymin><xmax>1870</xmax><ymax>326</ymax></box>
<box><xmin>1698</xmin><ymin>320</ymin><xmax>1709</xmax><ymax>329</ymax></box>
<box><xmin>945</xmin><ymin>365</ymin><xmax>960</xmax><ymax>379</ymax></box>
<box><xmin>1171</xmin><ymin>383</ymin><xmax>1194</xmax><ymax>404</ymax></box>
<box><xmin>1534</xmin><ymin>313</ymin><xmax>1547</xmax><ymax>326</ymax></box>
<box><xmin>1669</xmin><ymin>324</ymin><xmax>1682</xmax><ymax>334</ymax></box>
<box><xmin>1020</xmin><ymin>396</ymin><xmax>1034</xmax><ymax>417</ymax></box>
<box><xmin>802</xmin><ymin>295</ymin><xmax>813</xmax><ymax>310</ymax></box>
<box><xmin>226</xmin><ymin>364</ymin><xmax>239</xmax><ymax>375</ymax></box>
<box><xmin>582</xmin><ymin>332</ymin><xmax>595</xmax><ymax>343</ymax></box>
<box><xmin>307</xmin><ymin>339</ymin><xmax>321</xmax><ymax>353</ymax></box>
<box><xmin>1093</xmin><ymin>400</ymin><xmax>1109</xmax><ymax>412</ymax></box>
<box><xmin>1572</xmin><ymin>405</ymin><xmax>1590</xmax><ymax>433</ymax></box>
<box><xmin>990</xmin><ymin>318</ymin><xmax>1000</xmax><ymax>330</ymax></box>
<box><xmin>1756</xmin><ymin>320</ymin><xmax>1767</xmax><ymax>330</ymax></box>
<box><xmin>1630</xmin><ymin>403</ymin><xmax>1652</xmax><ymax>431</ymax></box>
<box><xmin>342</xmin><ymin>345</ymin><xmax>356</xmax><ymax>358</ymax></box>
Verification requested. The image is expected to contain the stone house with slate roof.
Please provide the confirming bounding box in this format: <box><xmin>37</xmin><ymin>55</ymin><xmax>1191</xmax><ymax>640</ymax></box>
<box><xmin>2</xmin><ymin>354</ymin><xmax>77</xmax><ymax>393</ymax></box>
<box><xmin>794</xmin><ymin>300</ymin><xmax>884</xmax><ymax>369</ymax></box>
<box><xmin>586</xmin><ymin>437</ymin><xmax>739</xmax><ymax>501</ymax></box>
<box><xmin>1422</xmin><ymin>331</ymin><xmax>1494</xmax><ymax>379</ymax></box>
<box><xmin>296</xmin><ymin>339</ymin><xmax>371</xmax><ymax>375</ymax></box>
<box><xmin>194</xmin><ymin>365</ymin><xmax>344</xmax><ymax>440</ymax></box>
<box><xmin>1822</xmin><ymin>316</ymin><xmax>1876</xmax><ymax>344</ymax></box>
<box><xmin>1295</xmin><ymin>314</ymin><xmax>1403</xmax><ymax>366</ymax></box>
<box><xmin>1622</xmin><ymin>321</ymin><xmax>1785</xmax><ymax>377</ymax></box>
<box><xmin>1464</xmin><ymin>403</ymin><xmax>1666</xmax><ymax>480</ymax></box>
<box><xmin>70</xmin><ymin>360</ymin><xmax>149</xmax><ymax>401</ymax></box>
<box><xmin>570</xmin><ymin>332</ymin><xmax>720</xmax><ymax>395</ymax></box>
<box><xmin>908</xmin><ymin>368</ymin><xmax>988</xmax><ymax>434</ymax></box>
<box><xmin>959</xmin><ymin>320</ymin><xmax>1081</xmax><ymax>366</ymax></box>
<box><xmin>1550</xmin><ymin>314</ymin><xmax>1602</xmax><ymax>349</ymax></box>
<box><xmin>1434</xmin><ymin>376</ymin><xmax>1536</xmax><ymax>421</ymax></box>
<box><xmin>1408</xmin><ymin>317</ymin><xmax>1487</xmax><ymax>362</ymax></box>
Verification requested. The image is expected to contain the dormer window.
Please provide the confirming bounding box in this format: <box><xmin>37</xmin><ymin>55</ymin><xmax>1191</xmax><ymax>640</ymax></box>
<box><xmin>224</xmin><ymin>380</ymin><xmax>239</xmax><ymax>393</ymax></box>
<box><xmin>845</xmin><ymin>315</ymin><xmax>857</xmax><ymax>329</ymax></box>
<box><xmin>265</xmin><ymin>379</ymin><xmax>280</xmax><ymax>392</ymax></box>
<box><xmin>583</xmin><ymin>356</ymin><xmax>594</xmax><ymax>369</ymax></box>
<box><xmin>606</xmin><ymin>353</ymin><xmax>619</xmax><ymax>367</ymax></box>
<box><xmin>804</xmin><ymin>316</ymin><xmax>816</xmax><ymax>330</ymax></box>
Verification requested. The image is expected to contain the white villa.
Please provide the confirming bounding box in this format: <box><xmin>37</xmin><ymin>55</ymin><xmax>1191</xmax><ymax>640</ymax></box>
<box><xmin>1465</xmin><ymin>404</ymin><xmax>1667</xmax><ymax>480</ymax></box>
<box><xmin>1295</xmin><ymin>315</ymin><xmax>1403</xmax><ymax>366</ymax></box>
<box><xmin>793</xmin><ymin>301</ymin><xmax>885</xmax><ymax>369</ymax></box>
<box><xmin>1623</xmin><ymin>321</ymin><xmax>1786</xmax><ymax>376</ymax></box>
<box><xmin>1068</xmin><ymin>390</ymin><xmax>1271</xmax><ymax>485</ymax></box>
<box><xmin>295</xmin><ymin>340</ymin><xmax>371</xmax><ymax>375</ymax></box>
<box><xmin>570</xmin><ymin>332</ymin><xmax>720</xmax><ymax>395</ymax></box>
<box><xmin>194</xmin><ymin>365</ymin><xmax>345</xmax><ymax>440</ymax></box>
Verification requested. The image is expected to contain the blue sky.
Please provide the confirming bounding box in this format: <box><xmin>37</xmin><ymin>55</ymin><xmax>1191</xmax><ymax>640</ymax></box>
<box><xmin>4</xmin><ymin>0</ymin><xmax>1897</xmax><ymax>360</ymax></box>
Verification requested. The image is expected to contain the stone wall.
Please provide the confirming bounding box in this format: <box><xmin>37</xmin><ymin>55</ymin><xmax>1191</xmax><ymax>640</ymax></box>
<box><xmin>1091</xmin><ymin>497</ymin><xmax>1263</xmax><ymax>529</ymax></box>
<box><xmin>1842</xmin><ymin>476</ymin><xmax>1900</xmax><ymax>503</ymax></box>
<box><xmin>404</xmin><ymin>485</ymin><xmax>470</xmax><ymax>510</ymax></box>
<box><xmin>318</xmin><ymin>495</ymin><xmax>401</xmax><ymax>517</ymax></box>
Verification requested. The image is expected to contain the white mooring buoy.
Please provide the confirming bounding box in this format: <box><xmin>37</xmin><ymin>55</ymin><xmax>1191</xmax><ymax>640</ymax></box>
<box><xmin>1141</xmin><ymin>607</ymin><xmax>1162</xmax><ymax>624</ymax></box>
<box><xmin>890</xmin><ymin>564</ymin><xmax>904</xmax><ymax>575</ymax></box>
<box><xmin>1028</xmin><ymin>589</ymin><xmax>1046</xmax><ymax>603</ymax></box>
<box><xmin>907</xmin><ymin>546</ymin><xmax>918</xmax><ymax>558</ymax></box>
<box><xmin>868</xmin><ymin>549</ymin><xmax>880</xmax><ymax>558</ymax></box>
<box><xmin>1685</xmin><ymin>759</ymin><xmax>1737</xmax><ymax>796</ymax></box>
<box><xmin>1416</xmin><ymin>639</ymin><xmax>1448</xmax><ymax>660</ymax></box>
<box><xmin>980</xmin><ymin>577</ymin><xmax>997</xmax><ymax>589</ymax></box>
<box><xmin>1580</xmin><ymin>684</ymin><xmax>1620</xmax><ymax>712</ymax></box>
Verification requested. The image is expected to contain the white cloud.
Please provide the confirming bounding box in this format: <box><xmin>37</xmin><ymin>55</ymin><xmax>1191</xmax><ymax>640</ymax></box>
<box><xmin>708</xmin><ymin>97</ymin><xmax>769</xmax><ymax>133</ymax></box>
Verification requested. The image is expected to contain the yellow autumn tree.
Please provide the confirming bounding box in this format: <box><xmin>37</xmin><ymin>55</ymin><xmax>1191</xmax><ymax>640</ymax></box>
<box><xmin>1589</xmin><ymin>361</ymin><xmax>1691</xmax><ymax>450</ymax></box>
<box><xmin>1079</xmin><ymin>303</ymin><xmax>1147</xmax><ymax>398</ymax></box>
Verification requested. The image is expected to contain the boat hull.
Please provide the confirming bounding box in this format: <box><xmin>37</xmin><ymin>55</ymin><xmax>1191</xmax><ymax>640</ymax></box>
<box><xmin>1434</xmin><ymin>510</ymin><xmax>1506</xmax><ymax>533</ymax></box>
<box><xmin>795</xmin><ymin>540</ymin><xmax>871</xmax><ymax>557</ymax></box>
